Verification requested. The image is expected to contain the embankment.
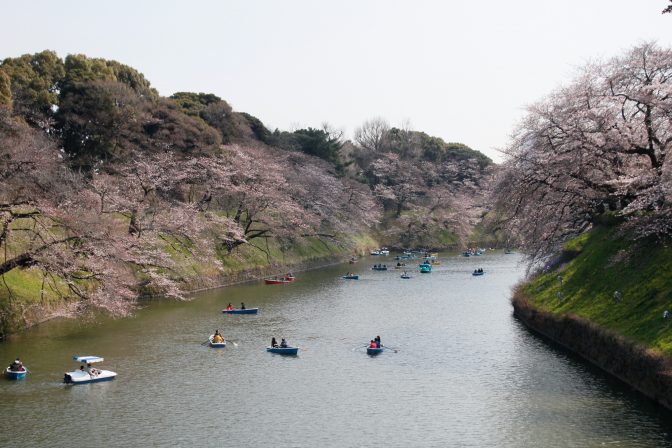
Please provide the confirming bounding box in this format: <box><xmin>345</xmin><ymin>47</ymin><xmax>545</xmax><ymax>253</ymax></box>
<box><xmin>512</xmin><ymin>289</ymin><xmax>672</xmax><ymax>409</ymax></box>
<box><xmin>512</xmin><ymin>222</ymin><xmax>672</xmax><ymax>409</ymax></box>
<box><xmin>0</xmin><ymin>232</ymin><xmax>378</xmax><ymax>337</ymax></box>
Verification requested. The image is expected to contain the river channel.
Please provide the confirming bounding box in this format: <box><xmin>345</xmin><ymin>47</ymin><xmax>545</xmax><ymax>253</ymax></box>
<box><xmin>1</xmin><ymin>252</ymin><xmax>671</xmax><ymax>447</ymax></box>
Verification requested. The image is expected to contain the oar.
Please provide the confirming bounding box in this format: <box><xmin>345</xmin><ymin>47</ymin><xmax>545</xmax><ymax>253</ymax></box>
<box><xmin>382</xmin><ymin>346</ymin><xmax>399</xmax><ymax>353</ymax></box>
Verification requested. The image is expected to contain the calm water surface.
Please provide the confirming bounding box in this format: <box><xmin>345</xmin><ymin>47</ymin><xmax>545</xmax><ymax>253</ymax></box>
<box><xmin>1</xmin><ymin>252</ymin><xmax>671</xmax><ymax>447</ymax></box>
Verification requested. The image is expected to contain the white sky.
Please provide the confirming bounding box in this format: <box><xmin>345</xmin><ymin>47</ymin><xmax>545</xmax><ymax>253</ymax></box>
<box><xmin>3</xmin><ymin>0</ymin><xmax>672</xmax><ymax>161</ymax></box>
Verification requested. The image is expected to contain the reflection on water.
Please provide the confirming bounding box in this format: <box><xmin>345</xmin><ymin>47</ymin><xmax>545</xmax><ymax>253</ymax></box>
<box><xmin>1</xmin><ymin>252</ymin><xmax>671</xmax><ymax>447</ymax></box>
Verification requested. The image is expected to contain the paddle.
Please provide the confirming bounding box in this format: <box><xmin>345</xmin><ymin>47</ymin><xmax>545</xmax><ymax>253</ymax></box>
<box><xmin>382</xmin><ymin>346</ymin><xmax>399</xmax><ymax>353</ymax></box>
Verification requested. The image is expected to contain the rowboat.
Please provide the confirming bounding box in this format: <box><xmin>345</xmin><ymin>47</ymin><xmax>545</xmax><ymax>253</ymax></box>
<box><xmin>222</xmin><ymin>308</ymin><xmax>258</xmax><ymax>314</ymax></box>
<box><xmin>367</xmin><ymin>347</ymin><xmax>384</xmax><ymax>356</ymax></box>
<box><xmin>400</xmin><ymin>274</ymin><xmax>411</xmax><ymax>279</ymax></box>
<box><xmin>64</xmin><ymin>356</ymin><xmax>117</xmax><ymax>384</ymax></box>
<box><xmin>342</xmin><ymin>274</ymin><xmax>359</xmax><ymax>280</ymax></box>
<box><xmin>372</xmin><ymin>266</ymin><xmax>388</xmax><ymax>271</ymax></box>
<box><xmin>472</xmin><ymin>271</ymin><xmax>485</xmax><ymax>276</ymax></box>
<box><xmin>419</xmin><ymin>263</ymin><xmax>432</xmax><ymax>273</ymax></box>
<box><xmin>265</xmin><ymin>278</ymin><xmax>292</xmax><ymax>285</ymax></box>
<box><xmin>5</xmin><ymin>366</ymin><xmax>27</xmax><ymax>380</ymax></box>
<box><xmin>266</xmin><ymin>346</ymin><xmax>299</xmax><ymax>355</ymax></box>
<box><xmin>209</xmin><ymin>335</ymin><xmax>227</xmax><ymax>348</ymax></box>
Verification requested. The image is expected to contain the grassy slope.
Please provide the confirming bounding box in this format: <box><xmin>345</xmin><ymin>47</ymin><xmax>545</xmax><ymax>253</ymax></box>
<box><xmin>521</xmin><ymin>223</ymin><xmax>672</xmax><ymax>356</ymax></box>
<box><xmin>0</xmin><ymin>231</ymin><xmax>376</xmax><ymax>333</ymax></box>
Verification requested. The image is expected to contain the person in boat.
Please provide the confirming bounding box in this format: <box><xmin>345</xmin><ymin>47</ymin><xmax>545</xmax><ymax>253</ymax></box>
<box><xmin>280</xmin><ymin>338</ymin><xmax>288</xmax><ymax>348</ymax></box>
<box><xmin>8</xmin><ymin>357</ymin><xmax>23</xmax><ymax>372</ymax></box>
<box><xmin>241</xmin><ymin>302</ymin><xmax>246</xmax><ymax>310</ymax></box>
<box><xmin>85</xmin><ymin>363</ymin><xmax>99</xmax><ymax>376</ymax></box>
<box><xmin>375</xmin><ymin>336</ymin><xmax>381</xmax><ymax>347</ymax></box>
<box><xmin>369</xmin><ymin>340</ymin><xmax>378</xmax><ymax>348</ymax></box>
<box><xmin>271</xmin><ymin>337</ymin><xmax>279</xmax><ymax>348</ymax></box>
<box><xmin>212</xmin><ymin>329</ymin><xmax>224</xmax><ymax>344</ymax></box>
<box><xmin>226</xmin><ymin>303</ymin><xmax>233</xmax><ymax>311</ymax></box>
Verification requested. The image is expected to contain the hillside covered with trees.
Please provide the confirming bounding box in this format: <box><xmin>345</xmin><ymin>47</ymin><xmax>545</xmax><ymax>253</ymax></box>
<box><xmin>0</xmin><ymin>51</ymin><xmax>492</xmax><ymax>334</ymax></box>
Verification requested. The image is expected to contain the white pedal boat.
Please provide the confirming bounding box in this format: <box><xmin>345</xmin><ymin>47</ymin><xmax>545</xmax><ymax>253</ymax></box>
<box><xmin>64</xmin><ymin>356</ymin><xmax>117</xmax><ymax>384</ymax></box>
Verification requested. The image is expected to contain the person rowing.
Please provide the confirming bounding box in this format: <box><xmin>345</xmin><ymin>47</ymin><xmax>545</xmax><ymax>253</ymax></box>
<box><xmin>226</xmin><ymin>303</ymin><xmax>233</xmax><ymax>311</ymax></box>
<box><xmin>212</xmin><ymin>329</ymin><xmax>224</xmax><ymax>344</ymax></box>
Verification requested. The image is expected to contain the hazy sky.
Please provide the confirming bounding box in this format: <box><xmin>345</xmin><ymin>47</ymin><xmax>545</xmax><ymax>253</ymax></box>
<box><xmin>3</xmin><ymin>1</ymin><xmax>672</xmax><ymax>161</ymax></box>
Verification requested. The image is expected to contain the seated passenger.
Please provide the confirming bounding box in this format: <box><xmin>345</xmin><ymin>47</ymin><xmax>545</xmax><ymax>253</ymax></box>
<box><xmin>212</xmin><ymin>329</ymin><xmax>224</xmax><ymax>344</ymax></box>
<box><xmin>369</xmin><ymin>340</ymin><xmax>378</xmax><ymax>348</ymax></box>
<box><xmin>226</xmin><ymin>303</ymin><xmax>233</xmax><ymax>311</ymax></box>
<box><xmin>9</xmin><ymin>358</ymin><xmax>23</xmax><ymax>372</ymax></box>
<box><xmin>85</xmin><ymin>363</ymin><xmax>99</xmax><ymax>376</ymax></box>
<box><xmin>271</xmin><ymin>337</ymin><xmax>278</xmax><ymax>348</ymax></box>
<box><xmin>280</xmin><ymin>338</ymin><xmax>288</xmax><ymax>348</ymax></box>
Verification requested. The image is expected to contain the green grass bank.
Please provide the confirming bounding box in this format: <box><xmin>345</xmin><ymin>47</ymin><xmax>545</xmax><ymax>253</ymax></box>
<box><xmin>0</xmin><ymin>232</ymin><xmax>377</xmax><ymax>337</ymax></box>
<box><xmin>512</xmin><ymin>220</ymin><xmax>672</xmax><ymax>408</ymax></box>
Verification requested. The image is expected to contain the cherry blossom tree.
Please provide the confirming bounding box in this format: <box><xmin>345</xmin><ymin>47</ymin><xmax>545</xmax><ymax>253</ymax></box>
<box><xmin>492</xmin><ymin>42</ymin><xmax>672</xmax><ymax>261</ymax></box>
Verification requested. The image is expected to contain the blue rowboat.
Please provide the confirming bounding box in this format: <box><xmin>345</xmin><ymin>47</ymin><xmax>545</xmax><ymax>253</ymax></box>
<box><xmin>367</xmin><ymin>347</ymin><xmax>384</xmax><ymax>356</ymax></box>
<box><xmin>266</xmin><ymin>346</ymin><xmax>299</xmax><ymax>355</ymax></box>
<box><xmin>472</xmin><ymin>271</ymin><xmax>484</xmax><ymax>276</ymax></box>
<box><xmin>209</xmin><ymin>335</ymin><xmax>227</xmax><ymax>348</ymax></box>
<box><xmin>5</xmin><ymin>367</ymin><xmax>27</xmax><ymax>380</ymax></box>
<box><xmin>400</xmin><ymin>274</ymin><xmax>411</xmax><ymax>279</ymax></box>
<box><xmin>342</xmin><ymin>274</ymin><xmax>359</xmax><ymax>280</ymax></box>
<box><xmin>222</xmin><ymin>308</ymin><xmax>258</xmax><ymax>314</ymax></box>
<box><xmin>419</xmin><ymin>263</ymin><xmax>432</xmax><ymax>273</ymax></box>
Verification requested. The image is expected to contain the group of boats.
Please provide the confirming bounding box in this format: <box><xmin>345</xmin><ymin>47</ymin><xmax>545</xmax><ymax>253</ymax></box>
<box><xmin>213</xmin><ymin>305</ymin><xmax>300</xmax><ymax>355</ymax></box>
<box><xmin>5</xmin><ymin>355</ymin><xmax>118</xmax><ymax>384</ymax></box>
<box><xmin>6</xmin><ymin>248</ymin><xmax>499</xmax><ymax>383</ymax></box>
<box><xmin>370</xmin><ymin>248</ymin><xmax>390</xmax><ymax>256</ymax></box>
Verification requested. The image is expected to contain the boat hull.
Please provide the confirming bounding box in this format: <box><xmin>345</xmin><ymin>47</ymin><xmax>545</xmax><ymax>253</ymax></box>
<box><xmin>367</xmin><ymin>347</ymin><xmax>384</xmax><ymax>356</ymax></box>
<box><xmin>342</xmin><ymin>275</ymin><xmax>359</xmax><ymax>280</ymax></box>
<box><xmin>265</xmin><ymin>279</ymin><xmax>292</xmax><ymax>285</ymax></box>
<box><xmin>266</xmin><ymin>346</ymin><xmax>299</xmax><ymax>355</ymax></box>
<box><xmin>222</xmin><ymin>308</ymin><xmax>258</xmax><ymax>314</ymax></box>
<box><xmin>472</xmin><ymin>272</ymin><xmax>484</xmax><ymax>276</ymax></box>
<box><xmin>209</xmin><ymin>335</ymin><xmax>227</xmax><ymax>347</ymax></box>
<box><xmin>5</xmin><ymin>367</ymin><xmax>27</xmax><ymax>380</ymax></box>
<box><xmin>64</xmin><ymin>369</ymin><xmax>116</xmax><ymax>384</ymax></box>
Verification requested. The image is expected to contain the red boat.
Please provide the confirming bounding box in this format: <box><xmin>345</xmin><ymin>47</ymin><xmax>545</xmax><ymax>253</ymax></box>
<box><xmin>264</xmin><ymin>274</ymin><xmax>295</xmax><ymax>285</ymax></box>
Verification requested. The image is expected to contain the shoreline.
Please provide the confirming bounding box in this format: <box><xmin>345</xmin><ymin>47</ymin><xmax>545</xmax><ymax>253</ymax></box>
<box><xmin>512</xmin><ymin>289</ymin><xmax>672</xmax><ymax>410</ymax></box>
